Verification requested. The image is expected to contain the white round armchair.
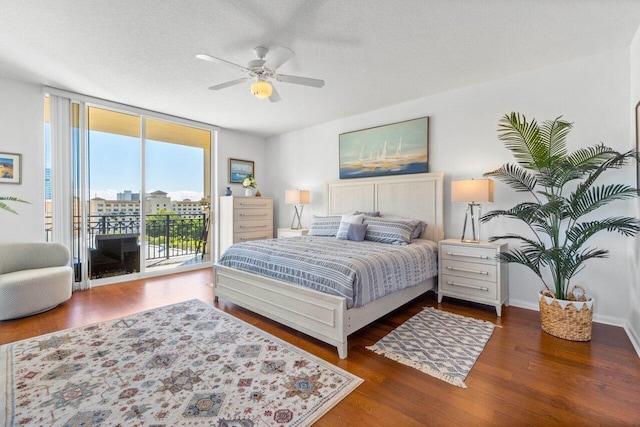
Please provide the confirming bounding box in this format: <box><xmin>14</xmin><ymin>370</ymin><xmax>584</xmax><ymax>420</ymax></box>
<box><xmin>0</xmin><ymin>242</ymin><xmax>73</xmax><ymax>321</ymax></box>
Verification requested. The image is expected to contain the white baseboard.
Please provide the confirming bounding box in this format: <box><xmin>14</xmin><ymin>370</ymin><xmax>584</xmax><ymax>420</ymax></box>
<box><xmin>508</xmin><ymin>298</ymin><xmax>625</xmax><ymax>327</ymax></box>
<box><xmin>624</xmin><ymin>321</ymin><xmax>640</xmax><ymax>358</ymax></box>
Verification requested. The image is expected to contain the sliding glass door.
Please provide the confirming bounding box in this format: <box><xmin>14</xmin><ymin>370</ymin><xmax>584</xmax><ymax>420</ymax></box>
<box><xmin>145</xmin><ymin>119</ymin><xmax>211</xmax><ymax>272</ymax></box>
<box><xmin>86</xmin><ymin>107</ymin><xmax>142</xmax><ymax>280</ymax></box>
<box><xmin>47</xmin><ymin>93</ymin><xmax>215</xmax><ymax>288</ymax></box>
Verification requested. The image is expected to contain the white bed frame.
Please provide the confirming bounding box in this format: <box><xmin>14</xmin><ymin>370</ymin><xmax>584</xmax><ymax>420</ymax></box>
<box><xmin>214</xmin><ymin>172</ymin><xmax>444</xmax><ymax>358</ymax></box>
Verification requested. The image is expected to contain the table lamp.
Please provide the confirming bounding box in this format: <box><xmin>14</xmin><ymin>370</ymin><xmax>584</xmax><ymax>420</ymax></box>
<box><xmin>451</xmin><ymin>179</ymin><xmax>494</xmax><ymax>243</ymax></box>
<box><xmin>285</xmin><ymin>189</ymin><xmax>310</xmax><ymax>229</ymax></box>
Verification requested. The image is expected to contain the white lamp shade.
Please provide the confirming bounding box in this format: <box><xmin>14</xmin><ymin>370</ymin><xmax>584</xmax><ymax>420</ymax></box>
<box><xmin>285</xmin><ymin>189</ymin><xmax>310</xmax><ymax>205</ymax></box>
<box><xmin>451</xmin><ymin>179</ymin><xmax>494</xmax><ymax>203</ymax></box>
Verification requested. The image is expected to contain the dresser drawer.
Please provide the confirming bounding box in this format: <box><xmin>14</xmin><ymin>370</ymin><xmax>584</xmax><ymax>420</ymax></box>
<box><xmin>233</xmin><ymin>198</ymin><xmax>273</xmax><ymax>209</ymax></box>
<box><xmin>440</xmin><ymin>274</ymin><xmax>497</xmax><ymax>299</ymax></box>
<box><xmin>233</xmin><ymin>208</ymin><xmax>273</xmax><ymax>221</ymax></box>
<box><xmin>440</xmin><ymin>244</ymin><xmax>496</xmax><ymax>265</ymax></box>
<box><xmin>233</xmin><ymin>229</ymin><xmax>273</xmax><ymax>243</ymax></box>
<box><xmin>440</xmin><ymin>259</ymin><xmax>496</xmax><ymax>282</ymax></box>
<box><xmin>233</xmin><ymin>219</ymin><xmax>272</xmax><ymax>233</ymax></box>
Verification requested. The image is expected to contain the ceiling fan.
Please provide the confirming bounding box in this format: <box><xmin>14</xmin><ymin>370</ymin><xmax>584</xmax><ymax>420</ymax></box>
<box><xmin>196</xmin><ymin>46</ymin><xmax>324</xmax><ymax>102</ymax></box>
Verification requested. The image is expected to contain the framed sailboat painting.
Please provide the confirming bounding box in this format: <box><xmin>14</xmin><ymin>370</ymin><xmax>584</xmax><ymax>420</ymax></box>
<box><xmin>339</xmin><ymin>117</ymin><xmax>429</xmax><ymax>179</ymax></box>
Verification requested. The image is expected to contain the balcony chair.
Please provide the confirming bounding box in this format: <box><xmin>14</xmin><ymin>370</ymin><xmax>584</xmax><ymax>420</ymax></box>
<box><xmin>0</xmin><ymin>242</ymin><xmax>73</xmax><ymax>321</ymax></box>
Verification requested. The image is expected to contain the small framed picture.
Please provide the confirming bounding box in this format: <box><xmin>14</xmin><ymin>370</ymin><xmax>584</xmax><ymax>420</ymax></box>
<box><xmin>0</xmin><ymin>152</ymin><xmax>21</xmax><ymax>184</ymax></box>
<box><xmin>229</xmin><ymin>158</ymin><xmax>254</xmax><ymax>184</ymax></box>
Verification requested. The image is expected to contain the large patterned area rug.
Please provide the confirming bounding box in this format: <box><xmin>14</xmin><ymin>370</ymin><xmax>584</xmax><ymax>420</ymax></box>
<box><xmin>1</xmin><ymin>299</ymin><xmax>362</xmax><ymax>426</ymax></box>
<box><xmin>367</xmin><ymin>307</ymin><xmax>495</xmax><ymax>388</ymax></box>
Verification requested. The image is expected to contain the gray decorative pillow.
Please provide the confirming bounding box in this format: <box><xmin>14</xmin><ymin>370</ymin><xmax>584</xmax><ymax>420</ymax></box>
<box><xmin>354</xmin><ymin>210</ymin><xmax>381</xmax><ymax>217</ymax></box>
<box><xmin>336</xmin><ymin>221</ymin><xmax>368</xmax><ymax>241</ymax></box>
<box><xmin>363</xmin><ymin>217</ymin><xmax>420</xmax><ymax>245</ymax></box>
<box><xmin>412</xmin><ymin>221</ymin><xmax>427</xmax><ymax>239</ymax></box>
<box><xmin>307</xmin><ymin>215</ymin><xmax>342</xmax><ymax>237</ymax></box>
<box><xmin>347</xmin><ymin>223</ymin><xmax>368</xmax><ymax>241</ymax></box>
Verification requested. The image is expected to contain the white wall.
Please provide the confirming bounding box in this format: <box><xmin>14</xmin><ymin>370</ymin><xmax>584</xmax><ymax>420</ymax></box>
<box><xmin>626</xmin><ymin>26</ymin><xmax>640</xmax><ymax>355</ymax></box>
<box><xmin>0</xmin><ymin>78</ymin><xmax>45</xmax><ymax>244</ymax></box>
<box><xmin>266</xmin><ymin>47</ymin><xmax>636</xmax><ymax>325</ymax></box>
<box><xmin>216</xmin><ymin>129</ymin><xmax>267</xmax><ymax>198</ymax></box>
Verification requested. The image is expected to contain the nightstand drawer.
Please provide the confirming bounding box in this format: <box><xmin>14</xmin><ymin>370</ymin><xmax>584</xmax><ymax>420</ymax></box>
<box><xmin>440</xmin><ymin>274</ymin><xmax>497</xmax><ymax>299</ymax></box>
<box><xmin>441</xmin><ymin>259</ymin><xmax>496</xmax><ymax>282</ymax></box>
<box><xmin>440</xmin><ymin>244</ymin><xmax>496</xmax><ymax>265</ymax></box>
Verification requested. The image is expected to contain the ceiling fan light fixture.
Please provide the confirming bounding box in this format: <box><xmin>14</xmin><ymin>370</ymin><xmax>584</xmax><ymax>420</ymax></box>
<box><xmin>251</xmin><ymin>79</ymin><xmax>272</xmax><ymax>99</ymax></box>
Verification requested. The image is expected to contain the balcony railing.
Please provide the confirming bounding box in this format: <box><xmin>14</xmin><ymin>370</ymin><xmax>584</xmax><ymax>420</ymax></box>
<box><xmin>45</xmin><ymin>213</ymin><xmax>209</xmax><ymax>276</ymax></box>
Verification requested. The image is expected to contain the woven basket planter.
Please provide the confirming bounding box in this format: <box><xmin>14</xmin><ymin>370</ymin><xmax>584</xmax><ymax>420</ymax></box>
<box><xmin>538</xmin><ymin>286</ymin><xmax>594</xmax><ymax>341</ymax></box>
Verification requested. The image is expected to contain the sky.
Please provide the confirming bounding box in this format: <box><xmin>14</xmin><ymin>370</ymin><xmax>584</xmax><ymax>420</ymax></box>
<box><xmin>88</xmin><ymin>131</ymin><xmax>204</xmax><ymax>201</ymax></box>
<box><xmin>45</xmin><ymin>125</ymin><xmax>205</xmax><ymax>201</ymax></box>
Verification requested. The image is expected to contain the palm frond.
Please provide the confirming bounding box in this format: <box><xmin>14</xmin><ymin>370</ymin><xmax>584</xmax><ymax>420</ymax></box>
<box><xmin>538</xmin><ymin>116</ymin><xmax>571</xmax><ymax>162</ymax></box>
<box><xmin>566</xmin><ymin>144</ymin><xmax>619</xmax><ymax>168</ymax></box>
<box><xmin>566</xmin><ymin>218</ymin><xmax>640</xmax><ymax>249</ymax></box>
<box><xmin>0</xmin><ymin>196</ymin><xmax>30</xmax><ymax>215</ymax></box>
<box><xmin>497</xmin><ymin>248</ymin><xmax>544</xmax><ymax>281</ymax></box>
<box><xmin>497</xmin><ymin>113</ymin><xmax>548</xmax><ymax>170</ymax></box>
<box><xmin>562</xmin><ymin>247</ymin><xmax>609</xmax><ymax>284</ymax></box>
<box><xmin>481</xmin><ymin>202</ymin><xmax>548</xmax><ymax>227</ymax></box>
<box><xmin>568</xmin><ymin>184</ymin><xmax>639</xmax><ymax>220</ymax></box>
<box><xmin>484</xmin><ymin>163</ymin><xmax>537</xmax><ymax>193</ymax></box>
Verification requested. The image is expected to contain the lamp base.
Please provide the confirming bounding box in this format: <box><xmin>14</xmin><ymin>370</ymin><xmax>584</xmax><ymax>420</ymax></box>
<box><xmin>460</xmin><ymin>203</ymin><xmax>482</xmax><ymax>243</ymax></box>
<box><xmin>290</xmin><ymin>205</ymin><xmax>304</xmax><ymax>230</ymax></box>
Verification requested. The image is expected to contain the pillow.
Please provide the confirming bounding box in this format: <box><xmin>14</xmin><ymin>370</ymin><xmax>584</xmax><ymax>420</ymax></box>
<box><xmin>336</xmin><ymin>215</ymin><xmax>364</xmax><ymax>240</ymax></box>
<box><xmin>363</xmin><ymin>217</ymin><xmax>420</xmax><ymax>245</ymax></box>
<box><xmin>412</xmin><ymin>221</ymin><xmax>427</xmax><ymax>240</ymax></box>
<box><xmin>307</xmin><ymin>215</ymin><xmax>342</xmax><ymax>237</ymax></box>
<box><xmin>382</xmin><ymin>215</ymin><xmax>426</xmax><ymax>240</ymax></box>
<box><xmin>347</xmin><ymin>223</ymin><xmax>368</xmax><ymax>241</ymax></box>
<box><xmin>341</xmin><ymin>213</ymin><xmax>365</xmax><ymax>224</ymax></box>
<box><xmin>336</xmin><ymin>222</ymin><xmax>368</xmax><ymax>241</ymax></box>
<box><xmin>354</xmin><ymin>210</ymin><xmax>381</xmax><ymax>217</ymax></box>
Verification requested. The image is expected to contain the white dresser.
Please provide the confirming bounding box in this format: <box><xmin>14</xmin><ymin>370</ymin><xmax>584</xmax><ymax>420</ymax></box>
<box><xmin>437</xmin><ymin>239</ymin><xmax>509</xmax><ymax>316</ymax></box>
<box><xmin>219</xmin><ymin>196</ymin><xmax>273</xmax><ymax>255</ymax></box>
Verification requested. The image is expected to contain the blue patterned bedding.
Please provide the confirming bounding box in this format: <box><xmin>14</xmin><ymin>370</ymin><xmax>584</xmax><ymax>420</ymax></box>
<box><xmin>216</xmin><ymin>236</ymin><xmax>438</xmax><ymax>309</ymax></box>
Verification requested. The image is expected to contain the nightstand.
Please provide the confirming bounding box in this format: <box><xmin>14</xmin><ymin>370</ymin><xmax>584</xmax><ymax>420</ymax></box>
<box><xmin>437</xmin><ymin>239</ymin><xmax>509</xmax><ymax>316</ymax></box>
<box><xmin>277</xmin><ymin>228</ymin><xmax>309</xmax><ymax>238</ymax></box>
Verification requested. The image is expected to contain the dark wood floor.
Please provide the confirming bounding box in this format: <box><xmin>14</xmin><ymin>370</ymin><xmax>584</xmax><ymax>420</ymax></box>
<box><xmin>2</xmin><ymin>268</ymin><xmax>639</xmax><ymax>425</ymax></box>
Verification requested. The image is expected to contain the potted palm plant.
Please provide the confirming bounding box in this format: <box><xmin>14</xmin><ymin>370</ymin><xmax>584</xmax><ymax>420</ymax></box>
<box><xmin>0</xmin><ymin>196</ymin><xmax>29</xmax><ymax>214</ymax></box>
<box><xmin>481</xmin><ymin>113</ymin><xmax>640</xmax><ymax>341</ymax></box>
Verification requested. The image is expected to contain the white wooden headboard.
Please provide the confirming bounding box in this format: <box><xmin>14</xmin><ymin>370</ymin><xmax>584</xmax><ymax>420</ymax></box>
<box><xmin>327</xmin><ymin>172</ymin><xmax>444</xmax><ymax>242</ymax></box>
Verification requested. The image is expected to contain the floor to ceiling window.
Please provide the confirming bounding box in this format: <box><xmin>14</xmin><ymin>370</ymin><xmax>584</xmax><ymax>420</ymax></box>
<box><xmin>45</xmin><ymin>92</ymin><xmax>215</xmax><ymax>288</ymax></box>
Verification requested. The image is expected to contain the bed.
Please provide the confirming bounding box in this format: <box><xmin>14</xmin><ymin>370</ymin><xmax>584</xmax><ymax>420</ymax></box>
<box><xmin>214</xmin><ymin>172</ymin><xmax>444</xmax><ymax>358</ymax></box>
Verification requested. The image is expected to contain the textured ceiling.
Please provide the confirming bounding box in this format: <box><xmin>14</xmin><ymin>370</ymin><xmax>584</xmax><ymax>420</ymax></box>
<box><xmin>1</xmin><ymin>1</ymin><xmax>640</xmax><ymax>138</ymax></box>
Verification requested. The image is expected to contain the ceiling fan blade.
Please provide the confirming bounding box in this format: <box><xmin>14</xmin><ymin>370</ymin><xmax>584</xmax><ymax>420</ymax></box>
<box><xmin>264</xmin><ymin>47</ymin><xmax>294</xmax><ymax>70</ymax></box>
<box><xmin>276</xmin><ymin>74</ymin><xmax>325</xmax><ymax>88</ymax></box>
<box><xmin>269</xmin><ymin>84</ymin><xmax>282</xmax><ymax>103</ymax></box>
<box><xmin>196</xmin><ymin>54</ymin><xmax>250</xmax><ymax>73</ymax></box>
<box><xmin>208</xmin><ymin>77</ymin><xmax>250</xmax><ymax>91</ymax></box>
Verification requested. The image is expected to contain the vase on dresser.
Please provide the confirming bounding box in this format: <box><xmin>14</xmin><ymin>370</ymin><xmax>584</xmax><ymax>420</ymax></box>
<box><xmin>244</xmin><ymin>187</ymin><xmax>254</xmax><ymax>197</ymax></box>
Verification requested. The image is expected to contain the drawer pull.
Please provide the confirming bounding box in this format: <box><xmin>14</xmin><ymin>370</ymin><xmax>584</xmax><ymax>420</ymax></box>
<box><xmin>446</xmin><ymin>266</ymin><xmax>488</xmax><ymax>275</ymax></box>
<box><xmin>446</xmin><ymin>251</ymin><xmax>489</xmax><ymax>260</ymax></box>
<box><xmin>446</xmin><ymin>281</ymin><xmax>489</xmax><ymax>291</ymax></box>
<box><xmin>239</xmin><ymin>213</ymin><xmax>268</xmax><ymax>217</ymax></box>
<box><xmin>239</xmin><ymin>225</ymin><xmax>268</xmax><ymax>229</ymax></box>
<box><xmin>239</xmin><ymin>203</ymin><xmax>268</xmax><ymax>207</ymax></box>
<box><xmin>239</xmin><ymin>235</ymin><xmax>269</xmax><ymax>241</ymax></box>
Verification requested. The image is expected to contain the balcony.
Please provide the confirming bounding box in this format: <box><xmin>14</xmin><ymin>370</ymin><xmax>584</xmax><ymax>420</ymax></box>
<box><xmin>46</xmin><ymin>213</ymin><xmax>210</xmax><ymax>281</ymax></box>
